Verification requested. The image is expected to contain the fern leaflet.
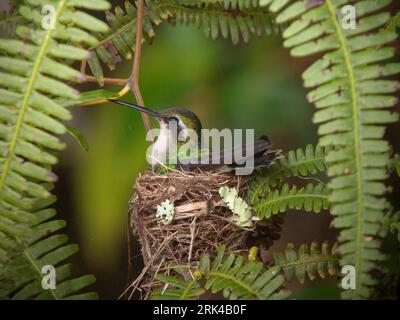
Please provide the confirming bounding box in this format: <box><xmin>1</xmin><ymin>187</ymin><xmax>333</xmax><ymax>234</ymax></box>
<box><xmin>251</xmin><ymin>183</ymin><xmax>329</xmax><ymax>219</ymax></box>
<box><xmin>151</xmin><ymin>274</ymin><xmax>206</xmax><ymax>300</ymax></box>
<box><xmin>248</xmin><ymin>144</ymin><xmax>328</xmax><ymax>205</ymax></box>
<box><xmin>272</xmin><ymin>241</ymin><xmax>339</xmax><ymax>284</ymax></box>
<box><xmin>393</xmin><ymin>154</ymin><xmax>400</xmax><ymax>177</ymax></box>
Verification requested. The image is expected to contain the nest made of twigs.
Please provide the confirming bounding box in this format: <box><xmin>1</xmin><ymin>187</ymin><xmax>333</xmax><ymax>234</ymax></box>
<box><xmin>127</xmin><ymin>170</ymin><xmax>283</xmax><ymax>298</ymax></box>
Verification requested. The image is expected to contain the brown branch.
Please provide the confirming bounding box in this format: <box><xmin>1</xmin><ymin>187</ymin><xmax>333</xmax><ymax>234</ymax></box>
<box><xmin>84</xmin><ymin>75</ymin><xmax>129</xmax><ymax>85</ymax></box>
<box><xmin>129</xmin><ymin>0</ymin><xmax>152</xmax><ymax>134</ymax></box>
<box><xmin>80</xmin><ymin>58</ymin><xmax>86</xmax><ymax>74</ymax></box>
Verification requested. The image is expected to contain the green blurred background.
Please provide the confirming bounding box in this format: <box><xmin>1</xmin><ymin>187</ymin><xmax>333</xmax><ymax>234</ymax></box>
<box><xmin>54</xmin><ymin>15</ymin><xmax>349</xmax><ymax>299</ymax></box>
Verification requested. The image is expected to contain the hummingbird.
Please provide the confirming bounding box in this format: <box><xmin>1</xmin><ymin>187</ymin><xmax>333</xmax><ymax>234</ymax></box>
<box><xmin>108</xmin><ymin>99</ymin><xmax>279</xmax><ymax>174</ymax></box>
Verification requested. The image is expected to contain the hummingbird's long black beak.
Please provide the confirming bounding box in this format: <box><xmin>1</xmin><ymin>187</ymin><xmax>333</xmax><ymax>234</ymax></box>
<box><xmin>107</xmin><ymin>99</ymin><xmax>160</xmax><ymax>118</ymax></box>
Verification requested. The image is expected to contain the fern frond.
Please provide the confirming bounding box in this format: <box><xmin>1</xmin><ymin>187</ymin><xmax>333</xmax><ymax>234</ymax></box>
<box><xmin>175</xmin><ymin>0</ymin><xmax>263</xmax><ymax>8</ymax></box>
<box><xmin>169</xmin><ymin>0</ymin><xmax>280</xmax><ymax>42</ymax></box>
<box><xmin>0</xmin><ymin>0</ymin><xmax>110</xmax><ymax>299</ymax></box>
<box><xmin>1</xmin><ymin>209</ymin><xmax>97</xmax><ymax>300</ymax></box>
<box><xmin>247</xmin><ymin>144</ymin><xmax>328</xmax><ymax>204</ymax></box>
<box><xmin>270</xmin><ymin>0</ymin><xmax>400</xmax><ymax>299</ymax></box>
<box><xmin>393</xmin><ymin>154</ymin><xmax>400</xmax><ymax>177</ymax></box>
<box><xmin>151</xmin><ymin>274</ymin><xmax>206</xmax><ymax>300</ymax></box>
<box><xmin>0</xmin><ymin>9</ymin><xmax>26</xmax><ymax>38</ymax></box>
<box><xmin>272</xmin><ymin>241</ymin><xmax>339</xmax><ymax>284</ymax></box>
<box><xmin>87</xmin><ymin>0</ymin><xmax>280</xmax><ymax>84</ymax></box>
<box><xmin>391</xmin><ymin>212</ymin><xmax>400</xmax><ymax>242</ymax></box>
<box><xmin>252</xmin><ymin>183</ymin><xmax>329</xmax><ymax>219</ymax></box>
<box><xmin>151</xmin><ymin>245</ymin><xmax>290</xmax><ymax>300</ymax></box>
<box><xmin>385</xmin><ymin>12</ymin><xmax>400</xmax><ymax>31</ymax></box>
<box><xmin>381</xmin><ymin>211</ymin><xmax>400</xmax><ymax>242</ymax></box>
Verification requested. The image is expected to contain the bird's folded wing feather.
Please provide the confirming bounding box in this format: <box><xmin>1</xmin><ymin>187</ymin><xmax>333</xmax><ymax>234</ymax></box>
<box><xmin>178</xmin><ymin>136</ymin><xmax>279</xmax><ymax>172</ymax></box>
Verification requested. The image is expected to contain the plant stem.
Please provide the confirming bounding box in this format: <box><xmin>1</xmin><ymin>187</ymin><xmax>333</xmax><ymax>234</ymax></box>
<box><xmin>79</xmin><ymin>57</ymin><xmax>129</xmax><ymax>85</ymax></box>
<box><xmin>129</xmin><ymin>0</ymin><xmax>152</xmax><ymax>134</ymax></box>
<box><xmin>84</xmin><ymin>75</ymin><xmax>128</xmax><ymax>85</ymax></box>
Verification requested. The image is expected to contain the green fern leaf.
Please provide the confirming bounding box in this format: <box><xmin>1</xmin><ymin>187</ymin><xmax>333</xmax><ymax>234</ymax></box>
<box><xmin>205</xmin><ymin>247</ymin><xmax>289</xmax><ymax>299</ymax></box>
<box><xmin>65</xmin><ymin>124</ymin><xmax>89</xmax><ymax>152</ymax></box>
<box><xmin>0</xmin><ymin>9</ymin><xmax>26</xmax><ymax>38</ymax></box>
<box><xmin>57</xmin><ymin>89</ymin><xmax>119</xmax><ymax>107</ymax></box>
<box><xmin>385</xmin><ymin>11</ymin><xmax>400</xmax><ymax>31</ymax></box>
<box><xmin>391</xmin><ymin>213</ymin><xmax>400</xmax><ymax>242</ymax></box>
<box><xmin>151</xmin><ymin>245</ymin><xmax>290</xmax><ymax>300</ymax></box>
<box><xmin>151</xmin><ymin>274</ymin><xmax>206</xmax><ymax>300</ymax></box>
<box><xmin>381</xmin><ymin>211</ymin><xmax>400</xmax><ymax>242</ymax></box>
<box><xmin>252</xmin><ymin>183</ymin><xmax>329</xmax><ymax>219</ymax></box>
<box><xmin>270</xmin><ymin>0</ymin><xmax>400</xmax><ymax>299</ymax></box>
<box><xmin>0</xmin><ymin>0</ymin><xmax>110</xmax><ymax>299</ymax></box>
<box><xmin>393</xmin><ymin>154</ymin><xmax>400</xmax><ymax>177</ymax></box>
<box><xmin>272</xmin><ymin>241</ymin><xmax>339</xmax><ymax>284</ymax></box>
<box><xmin>248</xmin><ymin>144</ymin><xmax>328</xmax><ymax>205</ymax></box>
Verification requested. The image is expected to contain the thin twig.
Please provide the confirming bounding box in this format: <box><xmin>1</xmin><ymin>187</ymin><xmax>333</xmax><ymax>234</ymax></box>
<box><xmin>119</xmin><ymin>232</ymin><xmax>178</xmax><ymax>300</ymax></box>
<box><xmin>80</xmin><ymin>58</ymin><xmax>86</xmax><ymax>74</ymax></box>
<box><xmin>80</xmin><ymin>57</ymin><xmax>129</xmax><ymax>85</ymax></box>
<box><xmin>85</xmin><ymin>75</ymin><xmax>128</xmax><ymax>85</ymax></box>
<box><xmin>129</xmin><ymin>0</ymin><xmax>152</xmax><ymax>134</ymax></box>
<box><xmin>127</xmin><ymin>223</ymin><xmax>134</xmax><ymax>283</ymax></box>
<box><xmin>188</xmin><ymin>216</ymin><xmax>197</xmax><ymax>264</ymax></box>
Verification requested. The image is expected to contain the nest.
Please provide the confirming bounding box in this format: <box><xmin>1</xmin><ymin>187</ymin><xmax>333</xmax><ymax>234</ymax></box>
<box><xmin>127</xmin><ymin>170</ymin><xmax>283</xmax><ymax>299</ymax></box>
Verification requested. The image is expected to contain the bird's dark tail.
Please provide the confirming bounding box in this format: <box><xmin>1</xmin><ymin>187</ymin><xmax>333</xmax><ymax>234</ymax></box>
<box><xmin>178</xmin><ymin>136</ymin><xmax>280</xmax><ymax>174</ymax></box>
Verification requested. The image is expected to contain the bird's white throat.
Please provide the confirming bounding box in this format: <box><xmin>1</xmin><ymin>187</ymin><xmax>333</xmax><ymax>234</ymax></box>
<box><xmin>149</xmin><ymin>122</ymin><xmax>177</xmax><ymax>171</ymax></box>
<box><xmin>147</xmin><ymin>118</ymin><xmax>199</xmax><ymax>171</ymax></box>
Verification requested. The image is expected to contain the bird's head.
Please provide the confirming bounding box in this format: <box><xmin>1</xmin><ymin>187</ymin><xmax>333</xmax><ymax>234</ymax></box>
<box><xmin>108</xmin><ymin>99</ymin><xmax>202</xmax><ymax>141</ymax></box>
